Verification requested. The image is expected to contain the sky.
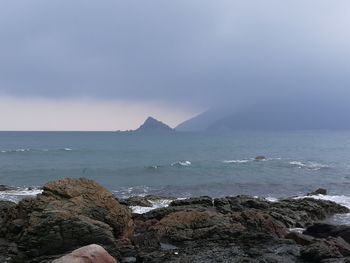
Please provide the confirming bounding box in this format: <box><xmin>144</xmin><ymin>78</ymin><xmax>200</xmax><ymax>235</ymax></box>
<box><xmin>0</xmin><ymin>1</ymin><xmax>350</xmax><ymax>130</ymax></box>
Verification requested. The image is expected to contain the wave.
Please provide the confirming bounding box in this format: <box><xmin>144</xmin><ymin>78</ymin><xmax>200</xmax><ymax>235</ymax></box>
<box><xmin>131</xmin><ymin>198</ymin><xmax>175</xmax><ymax>214</ymax></box>
<box><xmin>289</xmin><ymin>161</ymin><xmax>330</xmax><ymax>170</ymax></box>
<box><xmin>0</xmin><ymin>148</ymin><xmax>31</xmax><ymax>153</ymax></box>
<box><xmin>62</xmin><ymin>148</ymin><xmax>73</xmax><ymax>151</ymax></box>
<box><xmin>223</xmin><ymin>159</ymin><xmax>251</xmax><ymax>164</ymax></box>
<box><xmin>171</xmin><ymin>161</ymin><xmax>191</xmax><ymax>167</ymax></box>
<box><xmin>0</xmin><ymin>148</ymin><xmax>74</xmax><ymax>153</ymax></box>
<box><xmin>0</xmin><ymin>188</ymin><xmax>42</xmax><ymax>203</ymax></box>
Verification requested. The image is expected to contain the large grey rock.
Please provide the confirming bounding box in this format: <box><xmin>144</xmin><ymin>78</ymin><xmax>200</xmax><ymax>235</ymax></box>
<box><xmin>53</xmin><ymin>244</ymin><xmax>118</xmax><ymax>263</ymax></box>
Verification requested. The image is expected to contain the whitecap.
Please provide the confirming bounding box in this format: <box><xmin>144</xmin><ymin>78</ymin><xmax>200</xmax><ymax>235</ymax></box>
<box><xmin>0</xmin><ymin>188</ymin><xmax>43</xmax><ymax>203</ymax></box>
<box><xmin>62</xmin><ymin>148</ymin><xmax>73</xmax><ymax>151</ymax></box>
<box><xmin>171</xmin><ymin>161</ymin><xmax>191</xmax><ymax>167</ymax></box>
<box><xmin>265</xmin><ymin>197</ymin><xmax>278</xmax><ymax>202</ymax></box>
<box><xmin>223</xmin><ymin>159</ymin><xmax>250</xmax><ymax>164</ymax></box>
<box><xmin>289</xmin><ymin>161</ymin><xmax>330</xmax><ymax>170</ymax></box>
<box><xmin>1</xmin><ymin>148</ymin><xmax>31</xmax><ymax>153</ymax></box>
<box><xmin>288</xmin><ymin>228</ymin><xmax>305</xmax><ymax>233</ymax></box>
<box><xmin>131</xmin><ymin>198</ymin><xmax>176</xmax><ymax>214</ymax></box>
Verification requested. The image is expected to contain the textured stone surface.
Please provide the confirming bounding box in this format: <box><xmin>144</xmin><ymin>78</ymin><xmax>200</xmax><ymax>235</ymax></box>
<box><xmin>1</xmin><ymin>178</ymin><xmax>133</xmax><ymax>261</ymax></box>
<box><xmin>52</xmin><ymin>244</ymin><xmax>118</xmax><ymax>263</ymax></box>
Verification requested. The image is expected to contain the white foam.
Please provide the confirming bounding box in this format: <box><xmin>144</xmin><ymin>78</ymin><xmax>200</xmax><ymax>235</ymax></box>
<box><xmin>171</xmin><ymin>161</ymin><xmax>191</xmax><ymax>167</ymax></box>
<box><xmin>266</xmin><ymin>197</ymin><xmax>278</xmax><ymax>202</ymax></box>
<box><xmin>63</xmin><ymin>148</ymin><xmax>73</xmax><ymax>151</ymax></box>
<box><xmin>0</xmin><ymin>148</ymin><xmax>31</xmax><ymax>153</ymax></box>
<box><xmin>223</xmin><ymin>159</ymin><xmax>250</xmax><ymax>164</ymax></box>
<box><xmin>289</xmin><ymin>161</ymin><xmax>330</xmax><ymax>170</ymax></box>
<box><xmin>131</xmin><ymin>199</ymin><xmax>175</xmax><ymax>214</ymax></box>
<box><xmin>288</xmin><ymin>228</ymin><xmax>305</xmax><ymax>233</ymax></box>
<box><xmin>0</xmin><ymin>188</ymin><xmax>42</xmax><ymax>203</ymax></box>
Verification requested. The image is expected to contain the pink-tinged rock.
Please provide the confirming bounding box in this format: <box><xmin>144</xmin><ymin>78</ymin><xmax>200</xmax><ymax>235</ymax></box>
<box><xmin>53</xmin><ymin>244</ymin><xmax>118</xmax><ymax>263</ymax></box>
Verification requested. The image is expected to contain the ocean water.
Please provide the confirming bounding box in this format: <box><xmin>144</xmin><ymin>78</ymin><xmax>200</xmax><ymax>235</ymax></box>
<box><xmin>0</xmin><ymin>131</ymin><xmax>350</xmax><ymax>219</ymax></box>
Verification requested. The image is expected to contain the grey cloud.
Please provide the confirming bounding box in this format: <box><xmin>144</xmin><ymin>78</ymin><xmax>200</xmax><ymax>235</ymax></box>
<box><xmin>0</xmin><ymin>0</ymin><xmax>350</xmax><ymax>108</ymax></box>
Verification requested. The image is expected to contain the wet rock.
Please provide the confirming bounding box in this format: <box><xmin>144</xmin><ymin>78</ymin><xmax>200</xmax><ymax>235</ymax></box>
<box><xmin>52</xmin><ymin>244</ymin><xmax>118</xmax><ymax>263</ymax></box>
<box><xmin>230</xmin><ymin>210</ymin><xmax>288</xmax><ymax>238</ymax></box>
<box><xmin>0</xmin><ymin>185</ymin><xmax>15</xmax><ymax>191</ymax></box>
<box><xmin>305</xmin><ymin>223</ymin><xmax>350</xmax><ymax>243</ymax></box>
<box><xmin>255</xmin><ymin>155</ymin><xmax>266</xmax><ymax>160</ymax></box>
<box><xmin>307</xmin><ymin>188</ymin><xmax>328</xmax><ymax>196</ymax></box>
<box><xmin>169</xmin><ymin>196</ymin><xmax>213</xmax><ymax>207</ymax></box>
<box><xmin>151</xmin><ymin>210</ymin><xmax>245</xmax><ymax>242</ymax></box>
<box><xmin>269</xmin><ymin>197</ymin><xmax>349</xmax><ymax>228</ymax></box>
<box><xmin>0</xmin><ymin>201</ymin><xmax>17</xmax><ymax>237</ymax></box>
<box><xmin>285</xmin><ymin>231</ymin><xmax>314</xmax><ymax>245</ymax></box>
<box><xmin>1</xmin><ymin>178</ymin><xmax>133</xmax><ymax>261</ymax></box>
<box><xmin>301</xmin><ymin>237</ymin><xmax>350</xmax><ymax>262</ymax></box>
<box><xmin>120</xmin><ymin>196</ymin><xmax>153</xmax><ymax>207</ymax></box>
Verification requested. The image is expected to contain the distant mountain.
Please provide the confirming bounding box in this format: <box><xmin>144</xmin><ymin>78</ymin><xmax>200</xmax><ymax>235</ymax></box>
<box><xmin>135</xmin><ymin>117</ymin><xmax>174</xmax><ymax>133</ymax></box>
<box><xmin>175</xmin><ymin>108</ymin><xmax>230</xmax><ymax>132</ymax></box>
<box><xmin>176</xmin><ymin>97</ymin><xmax>350</xmax><ymax>131</ymax></box>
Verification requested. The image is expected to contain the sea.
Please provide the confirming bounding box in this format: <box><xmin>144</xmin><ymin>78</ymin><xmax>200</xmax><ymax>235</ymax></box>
<box><xmin>0</xmin><ymin>131</ymin><xmax>349</xmax><ymax>223</ymax></box>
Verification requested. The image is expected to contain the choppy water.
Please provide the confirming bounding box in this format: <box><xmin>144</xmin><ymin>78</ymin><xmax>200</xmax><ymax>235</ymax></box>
<box><xmin>0</xmin><ymin>131</ymin><xmax>350</xmax><ymax>220</ymax></box>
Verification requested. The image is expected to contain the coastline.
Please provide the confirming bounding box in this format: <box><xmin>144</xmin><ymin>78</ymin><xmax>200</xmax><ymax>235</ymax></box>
<box><xmin>1</xmin><ymin>178</ymin><xmax>350</xmax><ymax>262</ymax></box>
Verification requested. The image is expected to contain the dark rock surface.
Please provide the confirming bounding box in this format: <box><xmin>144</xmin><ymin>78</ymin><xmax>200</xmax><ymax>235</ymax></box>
<box><xmin>305</xmin><ymin>223</ymin><xmax>350</xmax><ymax>243</ymax></box>
<box><xmin>0</xmin><ymin>179</ymin><xmax>349</xmax><ymax>262</ymax></box>
<box><xmin>307</xmin><ymin>188</ymin><xmax>328</xmax><ymax>196</ymax></box>
<box><xmin>0</xmin><ymin>185</ymin><xmax>16</xmax><ymax>191</ymax></box>
<box><xmin>132</xmin><ymin>195</ymin><xmax>349</xmax><ymax>262</ymax></box>
<box><xmin>254</xmin><ymin>155</ymin><xmax>267</xmax><ymax>161</ymax></box>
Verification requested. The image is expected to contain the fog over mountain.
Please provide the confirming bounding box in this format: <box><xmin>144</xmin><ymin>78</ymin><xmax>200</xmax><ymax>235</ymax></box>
<box><xmin>177</xmin><ymin>96</ymin><xmax>350</xmax><ymax>131</ymax></box>
<box><xmin>1</xmin><ymin>1</ymin><xmax>350</xmax><ymax>130</ymax></box>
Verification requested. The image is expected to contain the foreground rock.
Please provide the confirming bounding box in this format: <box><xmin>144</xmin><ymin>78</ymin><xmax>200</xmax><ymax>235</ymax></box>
<box><xmin>0</xmin><ymin>179</ymin><xmax>349</xmax><ymax>262</ymax></box>
<box><xmin>53</xmin><ymin>244</ymin><xmax>118</xmax><ymax>263</ymax></box>
<box><xmin>0</xmin><ymin>178</ymin><xmax>133</xmax><ymax>262</ymax></box>
<box><xmin>133</xmin><ymin>195</ymin><xmax>349</xmax><ymax>262</ymax></box>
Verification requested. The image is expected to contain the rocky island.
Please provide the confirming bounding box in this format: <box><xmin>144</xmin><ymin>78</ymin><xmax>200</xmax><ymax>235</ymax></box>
<box><xmin>1</xmin><ymin>178</ymin><xmax>350</xmax><ymax>262</ymax></box>
<box><xmin>117</xmin><ymin>117</ymin><xmax>174</xmax><ymax>133</ymax></box>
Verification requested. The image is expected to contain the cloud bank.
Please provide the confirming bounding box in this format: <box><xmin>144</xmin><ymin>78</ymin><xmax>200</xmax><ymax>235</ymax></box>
<box><xmin>0</xmin><ymin>1</ymin><xmax>350</xmax><ymax>129</ymax></box>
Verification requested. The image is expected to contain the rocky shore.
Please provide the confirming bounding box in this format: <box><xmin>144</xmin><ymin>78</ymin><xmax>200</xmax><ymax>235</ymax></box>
<box><xmin>0</xmin><ymin>178</ymin><xmax>350</xmax><ymax>262</ymax></box>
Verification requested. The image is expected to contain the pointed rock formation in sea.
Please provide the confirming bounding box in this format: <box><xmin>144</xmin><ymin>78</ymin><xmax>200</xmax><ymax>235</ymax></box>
<box><xmin>134</xmin><ymin>117</ymin><xmax>174</xmax><ymax>133</ymax></box>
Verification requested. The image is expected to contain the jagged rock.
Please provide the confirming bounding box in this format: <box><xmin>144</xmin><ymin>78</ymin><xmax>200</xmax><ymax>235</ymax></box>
<box><xmin>1</xmin><ymin>180</ymin><xmax>350</xmax><ymax>263</ymax></box>
<box><xmin>169</xmin><ymin>196</ymin><xmax>213</xmax><ymax>207</ymax></box>
<box><xmin>52</xmin><ymin>244</ymin><xmax>118</xmax><ymax>263</ymax></box>
<box><xmin>1</xmin><ymin>178</ymin><xmax>133</xmax><ymax>261</ymax></box>
<box><xmin>301</xmin><ymin>237</ymin><xmax>350</xmax><ymax>262</ymax></box>
<box><xmin>285</xmin><ymin>231</ymin><xmax>314</xmax><ymax>245</ymax></box>
<box><xmin>151</xmin><ymin>211</ymin><xmax>245</xmax><ymax>242</ymax></box>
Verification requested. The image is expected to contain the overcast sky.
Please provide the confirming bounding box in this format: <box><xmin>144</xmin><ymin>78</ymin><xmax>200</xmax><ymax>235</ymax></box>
<box><xmin>1</xmin><ymin>1</ymin><xmax>350</xmax><ymax>130</ymax></box>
